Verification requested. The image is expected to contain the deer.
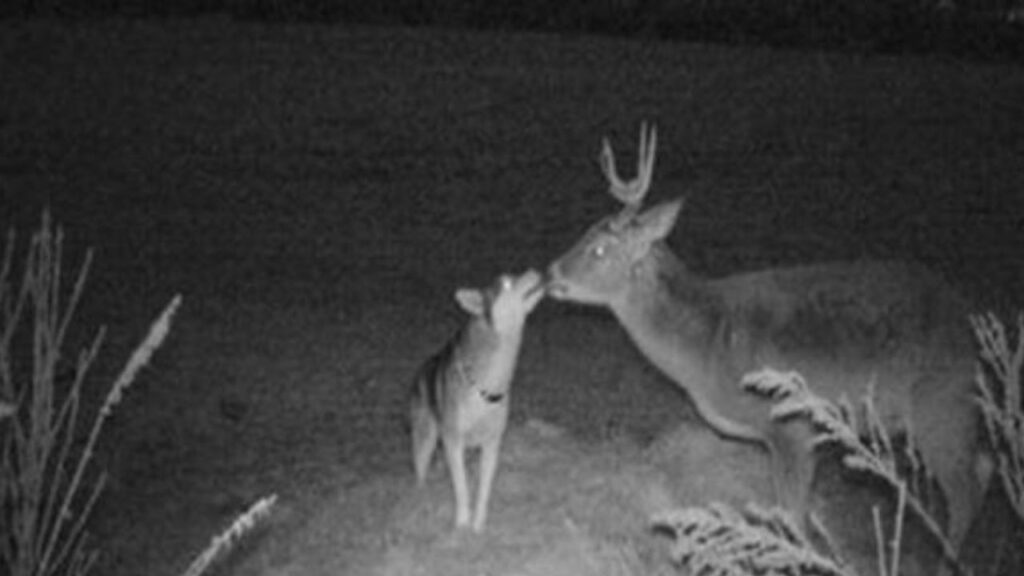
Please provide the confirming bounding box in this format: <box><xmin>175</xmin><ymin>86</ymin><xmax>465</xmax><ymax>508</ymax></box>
<box><xmin>544</xmin><ymin>123</ymin><xmax>991</xmax><ymax>567</ymax></box>
<box><xmin>409</xmin><ymin>270</ymin><xmax>545</xmax><ymax>532</ymax></box>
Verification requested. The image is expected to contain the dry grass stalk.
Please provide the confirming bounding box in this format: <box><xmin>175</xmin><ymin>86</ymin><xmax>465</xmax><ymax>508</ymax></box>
<box><xmin>181</xmin><ymin>494</ymin><xmax>278</xmax><ymax>576</ymax></box>
<box><xmin>0</xmin><ymin>212</ymin><xmax>181</xmax><ymax>576</ymax></box>
<box><xmin>972</xmin><ymin>312</ymin><xmax>1024</xmax><ymax>522</ymax></box>
<box><xmin>872</xmin><ymin>482</ymin><xmax>908</xmax><ymax>576</ymax></box>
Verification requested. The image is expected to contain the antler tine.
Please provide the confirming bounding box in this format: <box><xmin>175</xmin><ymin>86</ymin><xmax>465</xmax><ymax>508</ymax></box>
<box><xmin>599</xmin><ymin>137</ymin><xmax>626</xmax><ymax>202</ymax></box>
<box><xmin>600</xmin><ymin>122</ymin><xmax>657</xmax><ymax>208</ymax></box>
<box><xmin>637</xmin><ymin>122</ymin><xmax>657</xmax><ymax>202</ymax></box>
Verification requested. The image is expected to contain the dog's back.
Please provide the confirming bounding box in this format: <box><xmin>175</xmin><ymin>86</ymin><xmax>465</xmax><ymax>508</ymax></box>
<box><xmin>410</xmin><ymin>324</ymin><xmax>503</xmax><ymax>460</ymax></box>
<box><xmin>410</xmin><ymin>336</ymin><xmax>456</xmax><ymax>442</ymax></box>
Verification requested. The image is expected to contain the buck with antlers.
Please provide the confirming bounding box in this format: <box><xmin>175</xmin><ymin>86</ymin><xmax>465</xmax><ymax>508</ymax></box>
<box><xmin>545</xmin><ymin>124</ymin><xmax>991</xmax><ymax>565</ymax></box>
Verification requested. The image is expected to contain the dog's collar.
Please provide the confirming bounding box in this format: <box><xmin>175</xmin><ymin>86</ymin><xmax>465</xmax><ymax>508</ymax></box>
<box><xmin>455</xmin><ymin>358</ymin><xmax>506</xmax><ymax>404</ymax></box>
<box><xmin>481</xmin><ymin>390</ymin><xmax>506</xmax><ymax>403</ymax></box>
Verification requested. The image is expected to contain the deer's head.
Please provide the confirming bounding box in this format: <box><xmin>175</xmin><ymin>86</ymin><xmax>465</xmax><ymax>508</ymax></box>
<box><xmin>547</xmin><ymin>124</ymin><xmax>683</xmax><ymax>307</ymax></box>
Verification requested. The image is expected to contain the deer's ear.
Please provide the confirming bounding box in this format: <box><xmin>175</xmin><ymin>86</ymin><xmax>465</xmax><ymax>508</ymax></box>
<box><xmin>635</xmin><ymin>199</ymin><xmax>683</xmax><ymax>243</ymax></box>
<box><xmin>455</xmin><ymin>288</ymin><xmax>486</xmax><ymax>316</ymax></box>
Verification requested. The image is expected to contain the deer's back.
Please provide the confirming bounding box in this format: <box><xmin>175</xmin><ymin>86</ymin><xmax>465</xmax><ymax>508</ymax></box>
<box><xmin>705</xmin><ymin>261</ymin><xmax>975</xmax><ymax>425</ymax></box>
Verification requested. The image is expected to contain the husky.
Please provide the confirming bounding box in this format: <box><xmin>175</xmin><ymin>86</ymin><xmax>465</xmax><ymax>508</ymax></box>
<box><xmin>409</xmin><ymin>269</ymin><xmax>544</xmax><ymax>532</ymax></box>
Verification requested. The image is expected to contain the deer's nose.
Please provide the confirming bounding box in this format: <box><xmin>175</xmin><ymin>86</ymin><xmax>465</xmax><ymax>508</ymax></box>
<box><xmin>542</xmin><ymin>266</ymin><xmax>569</xmax><ymax>297</ymax></box>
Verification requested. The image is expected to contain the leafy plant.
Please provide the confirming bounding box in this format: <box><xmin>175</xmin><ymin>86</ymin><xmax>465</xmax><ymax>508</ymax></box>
<box><xmin>652</xmin><ymin>501</ymin><xmax>850</xmax><ymax>576</ymax></box>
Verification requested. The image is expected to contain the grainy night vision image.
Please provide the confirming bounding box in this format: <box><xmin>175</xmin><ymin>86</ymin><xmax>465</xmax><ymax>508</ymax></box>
<box><xmin>2</xmin><ymin>2</ymin><xmax>1023</xmax><ymax>575</ymax></box>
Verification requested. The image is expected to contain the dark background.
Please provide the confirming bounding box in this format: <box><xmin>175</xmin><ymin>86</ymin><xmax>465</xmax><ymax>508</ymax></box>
<box><xmin>4</xmin><ymin>0</ymin><xmax>1024</xmax><ymax>61</ymax></box>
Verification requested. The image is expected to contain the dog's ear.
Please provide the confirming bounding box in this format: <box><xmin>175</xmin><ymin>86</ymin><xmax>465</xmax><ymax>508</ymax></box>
<box><xmin>455</xmin><ymin>288</ymin><xmax>486</xmax><ymax>316</ymax></box>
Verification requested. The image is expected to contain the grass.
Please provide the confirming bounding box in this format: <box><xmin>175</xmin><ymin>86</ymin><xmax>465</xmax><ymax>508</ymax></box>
<box><xmin>974</xmin><ymin>312</ymin><xmax>1024</xmax><ymax>523</ymax></box>
<box><xmin>652</xmin><ymin>324</ymin><xmax>1024</xmax><ymax>576</ymax></box>
<box><xmin>1</xmin><ymin>213</ymin><xmax>105</xmax><ymax>576</ymax></box>
<box><xmin>0</xmin><ymin>212</ymin><xmax>280</xmax><ymax>576</ymax></box>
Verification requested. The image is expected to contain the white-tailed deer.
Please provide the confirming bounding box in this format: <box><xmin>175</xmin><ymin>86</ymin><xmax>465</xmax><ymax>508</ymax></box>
<box><xmin>410</xmin><ymin>270</ymin><xmax>545</xmax><ymax>532</ymax></box>
<box><xmin>545</xmin><ymin>123</ymin><xmax>991</xmax><ymax>564</ymax></box>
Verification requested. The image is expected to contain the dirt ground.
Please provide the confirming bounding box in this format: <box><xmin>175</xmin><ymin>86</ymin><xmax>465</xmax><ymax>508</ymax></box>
<box><xmin>2</xmin><ymin>18</ymin><xmax>1023</xmax><ymax>576</ymax></box>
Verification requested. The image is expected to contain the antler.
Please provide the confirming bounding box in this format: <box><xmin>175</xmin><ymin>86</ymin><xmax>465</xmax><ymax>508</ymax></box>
<box><xmin>600</xmin><ymin>122</ymin><xmax>657</xmax><ymax>209</ymax></box>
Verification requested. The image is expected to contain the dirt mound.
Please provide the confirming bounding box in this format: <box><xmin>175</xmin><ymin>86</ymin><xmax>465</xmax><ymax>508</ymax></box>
<box><xmin>223</xmin><ymin>414</ymin><xmax>955</xmax><ymax>576</ymax></box>
<box><xmin>227</xmin><ymin>419</ymin><xmax>678</xmax><ymax>576</ymax></box>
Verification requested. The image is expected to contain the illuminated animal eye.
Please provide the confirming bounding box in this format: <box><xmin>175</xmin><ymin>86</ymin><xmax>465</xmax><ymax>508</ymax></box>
<box><xmin>499</xmin><ymin>275</ymin><xmax>513</xmax><ymax>291</ymax></box>
<box><xmin>592</xmin><ymin>244</ymin><xmax>606</xmax><ymax>258</ymax></box>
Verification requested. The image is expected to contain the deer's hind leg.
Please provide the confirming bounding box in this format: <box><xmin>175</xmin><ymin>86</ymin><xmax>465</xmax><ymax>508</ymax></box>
<box><xmin>913</xmin><ymin>378</ymin><xmax>993</xmax><ymax>568</ymax></box>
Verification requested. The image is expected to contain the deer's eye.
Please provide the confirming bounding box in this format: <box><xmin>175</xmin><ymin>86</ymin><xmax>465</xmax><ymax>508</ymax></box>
<box><xmin>592</xmin><ymin>244</ymin><xmax>607</xmax><ymax>258</ymax></box>
<box><xmin>498</xmin><ymin>275</ymin><xmax>514</xmax><ymax>291</ymax></box>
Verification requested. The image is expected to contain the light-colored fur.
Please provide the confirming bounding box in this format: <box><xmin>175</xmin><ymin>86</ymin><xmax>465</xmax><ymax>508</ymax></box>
<box><xmin>409</xmin><ymin>270</ymin><xmax>544</xmax><ymax>532</ymax></box>
<box><xmin>546</xmin><ymin>125</ymin><xmax>991</xmax><ymax>568</ymax></box>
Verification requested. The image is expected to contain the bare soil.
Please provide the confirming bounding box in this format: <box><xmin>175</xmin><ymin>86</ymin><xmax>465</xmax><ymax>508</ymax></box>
<box><xmin>2</xmin><ymin>18</ymin><xmax>1022</xmax><ymax>576</ymax></box>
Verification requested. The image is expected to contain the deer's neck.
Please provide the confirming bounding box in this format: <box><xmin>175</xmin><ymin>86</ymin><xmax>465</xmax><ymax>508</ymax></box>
<box><xmin>610</xmin><ymin>245</ymin><xmax>766</xmax><ymax>444</ymax></box>
<box><xmin>612</xmin><ymin>246</ymin><xmax>720</xmax><ymax>371</ymax></box>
